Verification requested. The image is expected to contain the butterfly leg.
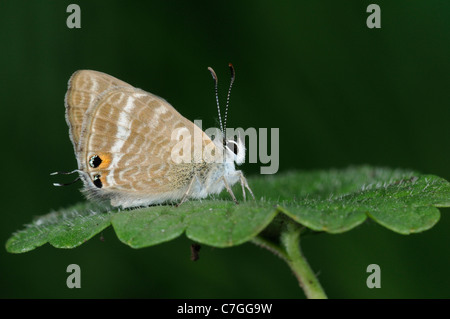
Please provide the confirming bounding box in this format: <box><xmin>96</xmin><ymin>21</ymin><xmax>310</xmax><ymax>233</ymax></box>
<box><xmin>222</xmin><ymin>177</ymin><xmax>239</xmax><ymax>204</ymax></box>
<box><xmin>236</xmin><ymin>170</ymin><xmax>255</xmax><ymax>201</ymax></box>
<box><xmin>239</xmin><ymin>174</ymin><xmax>246</xmax><ymax>201</ymax></box>
<box><xmin>176</xmin><ymin>174</ymin><xmax>198</xmax><ymax>207</ymax></box>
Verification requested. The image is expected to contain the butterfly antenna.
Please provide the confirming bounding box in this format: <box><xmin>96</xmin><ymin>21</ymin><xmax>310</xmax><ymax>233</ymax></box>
<box><xmin>207</xmin><ymin>67</ymin><xmax>224</xmax><ymax>134</ymax></box>
<box><xmin>223</xmin><ymin>63</ymin><xmax>235</xmax><ymax>136</ymax></box>
<box><xmin>50</xmin><ymin>169</ymin><xmax>81</xmax><ymax>187</ymax></box>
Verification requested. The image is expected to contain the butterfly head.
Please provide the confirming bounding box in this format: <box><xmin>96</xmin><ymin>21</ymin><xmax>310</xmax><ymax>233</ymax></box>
<box><xmin>224</xmin><ymin>136</ymin><xmax>246</xmax><ymax>165</ymax></box>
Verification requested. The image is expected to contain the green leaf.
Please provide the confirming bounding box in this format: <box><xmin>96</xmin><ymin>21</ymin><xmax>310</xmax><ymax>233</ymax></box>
<box><xmin>111</xmin><ymin>200</ymin><xmax>277</xmax><ymax>248</ymax></box>
<box><xmin>269</xmin><ymin>169</ymin><xmax>450</xmax><ymax>234</ymax></box>
<box><xmin>111</xmin><ymin>204</ymin><xmax>187</xmax><ymax>248</ymax></box>
<box><xmin>365</xmin><ymin>175</ymin><xmax>450</xmax><ymax>234</ymax></box>
<box><xmin>6</xmin><ymin>166</ymin><xmax>450</xmax><ymax>253</ymax></box>
<box><xmin>184</xmin><ymin>200</ymin><xmax>277</xmax><ymax>247</ymax></box>
<box><xmin>6</xmin><ymin>202</ymin><xmax>115</xmax><ymax>253</ymax></box>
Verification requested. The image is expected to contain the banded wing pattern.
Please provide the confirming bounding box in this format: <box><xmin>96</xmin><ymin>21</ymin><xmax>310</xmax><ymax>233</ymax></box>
<box><xmin>65</xmin><ymin>70</ymin><xmax>133</xmax><ymax>148</ymax></box>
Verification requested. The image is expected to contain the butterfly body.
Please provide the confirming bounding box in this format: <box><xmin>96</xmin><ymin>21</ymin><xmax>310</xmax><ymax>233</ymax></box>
<box><xmin>62</xmin><ymin>70</ymin><xmax>252</xmax><ymax>208</ymax></box>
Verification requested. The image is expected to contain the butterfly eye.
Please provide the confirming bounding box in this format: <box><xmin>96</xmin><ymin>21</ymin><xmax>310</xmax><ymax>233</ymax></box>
<box><xmin>93</xmin><ymin>174</ymin><xmax>103</xmax><ymax>188</ymax></box>
<box><xmin>89</xmin><ymin>155</ymin><xmax>102</xmax><ymax>168</ymax></box>
<box><xmin>227</xmin><ymin>142</ymin><xmax>239</xmax><ymax>155</ymax></box>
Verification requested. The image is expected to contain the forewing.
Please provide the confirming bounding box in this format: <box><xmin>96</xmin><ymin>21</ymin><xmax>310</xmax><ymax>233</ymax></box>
<box><xmin>65</xmin><ymin>70</ymin><xmax>133</xmax><ymax>149</ymax></box>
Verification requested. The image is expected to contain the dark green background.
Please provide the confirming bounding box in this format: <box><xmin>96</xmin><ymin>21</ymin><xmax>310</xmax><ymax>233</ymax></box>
<box><xmin>1</xmin><ymin>0</ymin><xmax>449</xmax><ymax>298</ymax></box>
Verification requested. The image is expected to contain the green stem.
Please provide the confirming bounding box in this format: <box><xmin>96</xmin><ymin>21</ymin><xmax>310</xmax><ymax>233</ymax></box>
<box><xmin>251</xmin><ymin>223</ymin><xmax>327</xmax><ymax>299</ymax></box>
<box><xmin>251</xmin><ymin>236</ymin><xmax>289</xmax><ymax>263</ymax></box>
<box><xmin>281</xmin><ymin>223</ymin><xmax>327</xmax><ymax>299</ymax></box>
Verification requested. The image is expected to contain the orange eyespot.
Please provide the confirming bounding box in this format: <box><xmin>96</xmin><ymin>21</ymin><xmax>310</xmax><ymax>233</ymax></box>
<box><xmin>89</xmin><ymin>153</ymin><xmax>112</xmax><ymax>169</ymax></box>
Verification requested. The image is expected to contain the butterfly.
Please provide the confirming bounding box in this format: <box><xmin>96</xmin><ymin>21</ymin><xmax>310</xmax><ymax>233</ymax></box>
<box><xmin>52</xmin><ymin>64</ymin><xmax>254</xmax><ymax>208</ymax></box>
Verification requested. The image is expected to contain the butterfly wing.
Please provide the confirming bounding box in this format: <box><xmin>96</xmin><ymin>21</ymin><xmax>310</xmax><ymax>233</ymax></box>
<box><xmin>69</xmin><ymin>77</ymin><xmax>216</xmax><ymax>207</ymax></box>
<box><xmin>65</xmin><ymin>70</ymin><xmax>134</xmax><ymax>150</ymax></box>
